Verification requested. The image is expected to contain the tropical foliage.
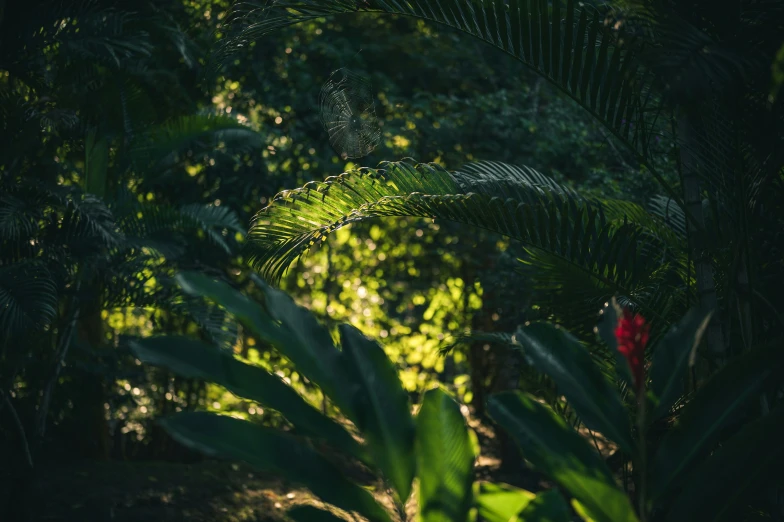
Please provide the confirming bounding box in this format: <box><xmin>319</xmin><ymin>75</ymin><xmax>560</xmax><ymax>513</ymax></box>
<box><xmin>2</xmin><ymin>0</ymin><xmax>783</xmax><ymax>520</ymax></box>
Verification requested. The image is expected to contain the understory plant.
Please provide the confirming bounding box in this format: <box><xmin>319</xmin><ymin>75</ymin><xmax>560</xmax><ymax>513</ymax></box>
<box><xmin>133</xmin><ymin>274</ymin><xmax>784</xmax><ymax>521</ymax></box>
<box><xmin>131</xmin><ymin>272</ymin><xmax>576</xmax><ymax>521</ymax></box>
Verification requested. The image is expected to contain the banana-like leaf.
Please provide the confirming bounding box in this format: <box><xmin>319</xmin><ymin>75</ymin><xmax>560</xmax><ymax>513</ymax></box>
<box><xmin>339</xmin><ymin>324</ymin><xmax>415</xmax><ymax>502</ymax></box>
<box><xmin>517</xmin><ymin>489</ymin><xmax>572</xmax><ymax>522</ymax></box>
<box><xmin>160</xmin><ymin>412</ymin><xmax>391</xmax><ymax>522</ymax></box>
<box><xmin>476</xmin><ymin>483</ymin><xmax>572</xmax><ymax>522</ymax></box>
<box><xmin>287</xmin><ymin>505</ymin><xmax>349</xmax><ymax>522</ymax></box>
<box><xmin>648</xmin><ymin>306</ymin><xmax>713</xmax><ymax>420</ymax></box>
<box><xmin>649</xmin><ymin>343</ymin><xmax>784</xmax><ymax>501</ymax></box>
<box><xmin>488</xmin><ymin>392</ymin><xmax>638</xmax><ymax>522</ymax></box>
<box><xmin>416</xmin><ymin>388</ymin><xmax>474</xmax><ymax>522</ymax></box>
<box><xmin>665</xmin><ymin>404</ymin><xmax>784</xmax><ymax>522</ymax></box>
<box><xmin>175</xmin><ymin>272</ymin><xmax>355</xmax><ymax>414</ymax></box>
<box><xmin>475</xmin><ymin>483</ymin><xmax>536</xmax><ymax>522</ymax></box>
<box><xmin>513</xmin><ymin>322</ymin><xmax>636</xmax><ymax>454</ymax></box>
<box><xmin>129</xmin><ymin>336</ymin><xmax>365</xmax><ymax>462</ymax></box>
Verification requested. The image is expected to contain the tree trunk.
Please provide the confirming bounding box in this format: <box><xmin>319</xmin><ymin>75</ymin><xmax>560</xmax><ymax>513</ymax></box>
<box><xmin>493</xmin><ymin>345</ymin><xmax>525</xmax><ymax>474</ymax></box>
<box><xmin>72</xmin><ymin>292</ymin><xmax>111</xmax><ymax>460</ymax></box>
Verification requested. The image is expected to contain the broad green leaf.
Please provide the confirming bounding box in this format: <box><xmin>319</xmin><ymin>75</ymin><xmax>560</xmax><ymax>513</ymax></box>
<box><xmin>649</xmin><ymin>306</ymin><xmax>713</xmax><ymax>420</ymax></box>
<box><xmin>416</xmin><ymin>388</ymin><xmax>474</xmax><ymax>522</ymax></box>
<box><xmin>160</xmin><ymin>412</ymin><xmax>390</xmax><ymax>522</ymax></box>
<box><xmin>488</xmin><ymin>392</ymin><xmax>638</xmax><ymax>522</ymax></box>
<box><xmin>287</xmin><ymin>505</ymin><xmax>349</xmax><ymax>522</ymax></box>
<box><xmin>514</xmin><ymin>322</ymin><xmax>635</xmax><ymax>453</ymax></box>
<box><xmin>176</xmin><ymin>272</ymin><xmax>353</xmax><ymax>414</ymax></box>
<box><xmin>251</xmin><ymin>275</ymin><xmax>356</xmax><ymax>414</ymax></box>
<box><xmin>666</xmin><ymin>405</ymin><xmax>784</xmax><ymax>522</ymax></box>
<box><xmin>129</xmin><ymin>336</ymin><xmax>364</xmax><ymax>462</ymax></box>
<box><xmin>475</xmin><ymin>483</ymin><xmax>536</xmax><ymax>522</ymax></box>
<box><xmin>476</xmin><ymin>482</ymin><xmax>536</xmax><ymax>522</ymax></box>
<box><xmin>596</xmin><ymin>297</ymin><xmax>633</xmax><ymax>387</ymax></box>
<box><xmin>649</xmin><ymin>344</ymin><xmax>784</xmax><ymax>501</ymax></box>
<box><xmin>339</xmin><ymin>324</ymin><xmax>415</xmax><ymax>501</ymax></box>
<box><xmin>175</xmin><ymin>271</ymin><xmax>275</xmax><ymax>335</ymax></box>
<box><xmin>517</xmin><ymin>490</ymin><xmax>572</xmax><ymax>522</ymax></box>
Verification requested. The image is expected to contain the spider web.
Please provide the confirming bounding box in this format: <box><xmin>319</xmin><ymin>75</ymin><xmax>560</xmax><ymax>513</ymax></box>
<box><xmin>318</xmin><ymin>68</ymin><xmax>381</xmax><ymax>160</ymax></box>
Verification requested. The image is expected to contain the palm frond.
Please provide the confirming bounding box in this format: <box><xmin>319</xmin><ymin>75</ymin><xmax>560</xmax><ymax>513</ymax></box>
<box><xmin>59</xmin><ymin>192</ymin><xmax>123</xmax><ymax>249</ymax></box>
<box><xmin>219</xmin><ymin>0</ymin><xmax>672</xmax><ymax>178</ymax></box>
<box><xmin>178</xmin><ymin>204</ymin><xmax>246</xmax><ymax>254</ymax></box>
<box><xmin>648</xmin><ymin>195</ymin><xmax>686</xmax><ymax>238</ymax></box>
<box><xmin>129</xmin><ymin>114</ymin><xmax>262</xmax><ymax>169</ymax></box>
<box><xmin>0</xmin><ymin>263</ymin><xmax>58</xmax><ymax>340</ymax></box>
<box><xmin>247</xmin><ymin>160</ymin><xmax>688</xmax><ymax>327</ymax></box>
<box><xmin>114</xmin><ymin>197</ymin><xmax>244</xmax><ymax>257</ymax></box>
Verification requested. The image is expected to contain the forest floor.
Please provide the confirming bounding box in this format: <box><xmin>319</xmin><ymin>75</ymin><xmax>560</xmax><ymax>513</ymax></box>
<box><xmin>29</xmin><ymin>418</ymin><xmax>614</xmax><ymax>521</ymax></box>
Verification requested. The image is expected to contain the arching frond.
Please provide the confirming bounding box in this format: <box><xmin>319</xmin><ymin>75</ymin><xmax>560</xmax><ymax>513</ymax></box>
<box><xmin>129</xmin><ymin>114</ymin><xmax>262</xmax><ymax>169</ymax></box>
<box><xmin>115</xmin><ymin>199</ymin><xmax>245</xmax><ymax>257</ymax></box>
<box><xmin>219</xmin><ymin>0</ymin><xmax>678</xmax><ymax>199</ymax></box>
<box><xmin>247</xmin><ymin>160</ymin><xmax>688</xmax><ymax>324</ymax></box>
<box><xmin>648</xmin><ymin>195</ymin><xmax>686</xmax><ymax>238</ymax></box>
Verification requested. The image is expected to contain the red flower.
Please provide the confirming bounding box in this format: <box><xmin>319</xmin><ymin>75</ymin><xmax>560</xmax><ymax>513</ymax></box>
<box><xmin>614</xmin><ymin>309</ymin><xmax>650</xmax><ymax>392</ymax></box>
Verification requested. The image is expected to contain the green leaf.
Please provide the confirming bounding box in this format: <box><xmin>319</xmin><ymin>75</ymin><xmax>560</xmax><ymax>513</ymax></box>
<box><xmin>488</xmin><ymin>392</ymin><xmax>638</xmax><ymax>522</ymax></box>
<box><xmin>176</xmin><ymin>272</ymin><xmax>353</xmax><ymax>414</ymax></box>
<box><xmin>338</xmin><ymin>324</ymin><xmax>415</xmax><ymax>502</ymax></box>
<box><xmin>287</xmin><ymin>505</ymin><xmax>349</xmax><ymax>522</ymax></box>
<box><xmin>475</xmin><ymin>482</ymin><xmax>536</xmax><ymax>522</ymax></box>
<box><xmin>649</xmin><ymin>344</ymin><xmax>784</xmax><ymax>501</ymax></box>
<box><xmin>175</xmin><ymin>272</ymin><xmax>272</xmax><ymax>333</ymax></box>
<box><xmin>649</xmin><ymin>306</ymin><xmax>713</xmax><ymax>420</ymax></box>
<box><xmin>129</xmin><ymin>336</ymin><xmax>364</xmax><ymax>462</ymax></box>
<box><xmin>160</xmin><ymin>412</ymin><xmax>390</xmax><ymax>522</ymax></box>
<box><xmin>517</xmin><ymin>490</ymin><xmax>572</xmax><ymax>522</ymax></box>
<box><xmin>243</xmin><ymin>161</ymin><xmax>684</xmax><ymax>333</ymax></box>
<box><xmin>665</xmin><ymin>405</ymin><xmax>784</xmax><ymax>522</ymax></box>
<box><xmin>416</xmin><ymin>388</ymin><xmax>474</xmax><ymax>522</ymax></box>
<box><xmin>252</xmin><ymin>275</ymin><xmax>357</xmax><ymax>414</ymax></box>
<box><xmin>514</xmin><ymin>322</ymin><xmax>635</xmax><ymax>454</ymax></box>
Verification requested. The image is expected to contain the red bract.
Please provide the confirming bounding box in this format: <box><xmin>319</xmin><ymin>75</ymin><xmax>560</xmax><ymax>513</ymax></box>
<box><xmin>615</xmin><ymin>309</ymin><xmax>650</xmax><ymax>392</ymax></box>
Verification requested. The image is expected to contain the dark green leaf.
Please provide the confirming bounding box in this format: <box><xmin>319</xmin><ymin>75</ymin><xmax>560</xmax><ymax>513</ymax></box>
<box><xmin>649</xmin><ymin>306</ymin><xmax>713</xmax><ymax>420</ymax></box>
<box><xmin>649</xmin><ymin>344</ymin><xmax>784</xmax><ymax>501</ymax></box>
<box><xmin>176</xmin><ymin>272</ymin><xmax>353</xmax><ymax>414</ymax></box>
<box><xmin>517</xmin><ymin>489</ymin><xmax>572</xmax><ymax>522</ymax></box>
<box><xmin>666</xmin><ymin>405</ymin><xmax>784</xmax><ymax>522</ymax></box>
<box><xmin>514</xmin><ymin>322</ymin><xmax>635</xmax><ymax>453</ymax></box>
<box><xmin>488</xmin><ymin>392</ymin><xmax>638</xmax><ymax>522</ymax></box>
<box><xmin>129</xmin><ymin>336</ymin><xmax>365</xmax><ymax>462</ymax></box>
<box><xmin>416</xmin><ymin>388</ymin><xmax>474</xmax><ymax>522</ymax></box>
<box><xmin>160</xmin><ymin>412</ymin><xmax>390</xmax><ymax>522</ymax></box>
<box><xmin>339</xmin><ymin>324</ymin><xmax>415</xmax><ymax>502</ymax></box>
